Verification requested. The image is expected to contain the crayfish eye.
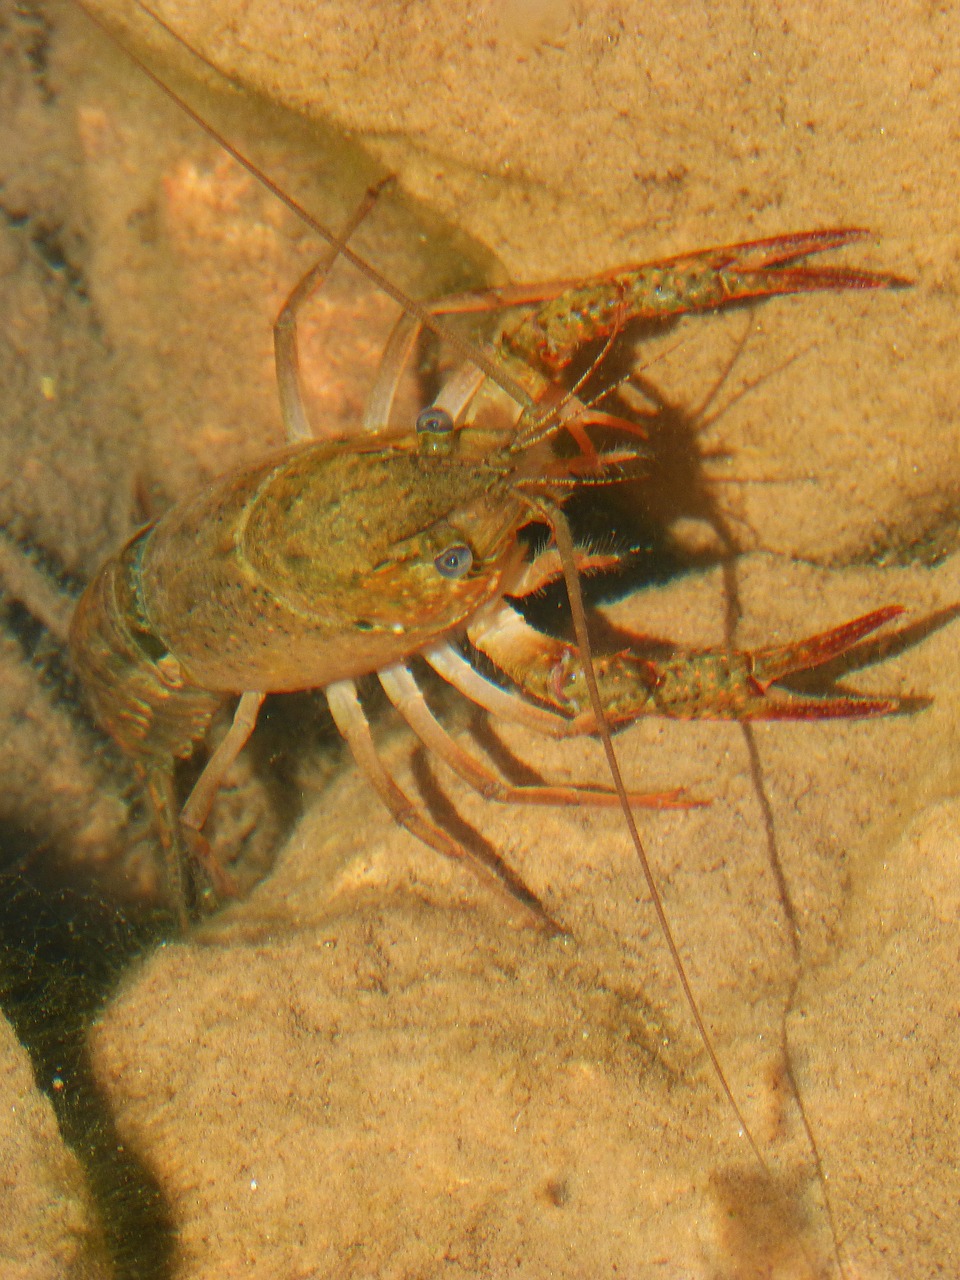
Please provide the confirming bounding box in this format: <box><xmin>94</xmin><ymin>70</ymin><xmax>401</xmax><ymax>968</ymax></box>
<box><xmin>416</xmin><ymin>405</ymin><xmax>455</xmax><ymax>457</ymax></box>
<box><xmin>433</xmin><ymin>544</ymin><xmax>473</xmax><ymax>579</ymax></box>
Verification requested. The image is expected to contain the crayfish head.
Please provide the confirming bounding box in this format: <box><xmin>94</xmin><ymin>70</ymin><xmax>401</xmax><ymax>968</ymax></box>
<box><xmin>358</xmin><ymin>463</ymin><xmax>531</xmax><ymax>635</ymax></box>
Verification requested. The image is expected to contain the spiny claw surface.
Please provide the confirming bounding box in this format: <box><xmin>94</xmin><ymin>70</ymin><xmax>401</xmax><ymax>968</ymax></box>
<box><xmin>469</xmin><ymin>602</ymin><xmax>910</xmax><ymax>725</ymax></box>
<box><xmin>502</xmin><ymin>227</ymin><xmax>911</xmax><ymax>373</ymax></box>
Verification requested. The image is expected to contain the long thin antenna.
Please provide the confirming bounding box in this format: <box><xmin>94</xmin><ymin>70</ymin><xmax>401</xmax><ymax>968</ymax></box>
<box><xmin>72</xmin><ymin>0</ymin><xmax>536</xmax><ymax>414</ymax></box>
<box><xmin>541</xmin><ymin>497</ymin><xmax>769</xmax><ymax>1171</ymax></box>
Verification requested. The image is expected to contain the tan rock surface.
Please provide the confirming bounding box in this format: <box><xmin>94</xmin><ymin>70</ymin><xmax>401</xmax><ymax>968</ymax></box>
<box><xmin>789</xmin><ymin>794</ymin><xmax>960</xmax><ymax>1278</ymax></box>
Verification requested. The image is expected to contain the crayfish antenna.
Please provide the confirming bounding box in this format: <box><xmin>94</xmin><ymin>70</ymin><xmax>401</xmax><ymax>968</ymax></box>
<box><xmin>74</xmin><ymin>0</ymin><xmax>536</xmax><ymax>417</ymax></box>
<box><xmin>537</xmin><ymin>496</ymin><xmax>772</xmax><ymax>1173</ymax></box>
<box><xmin>543</xmin><ymin>497</ymin><xmax>854</xmax><ymax>1274</ymax></box>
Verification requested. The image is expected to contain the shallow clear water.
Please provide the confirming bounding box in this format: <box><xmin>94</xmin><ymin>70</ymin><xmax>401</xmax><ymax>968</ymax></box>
<box><xmin>2</xmin><ymin>2</ymin><xmax>959</xmax><ymax>1277</ymax></box>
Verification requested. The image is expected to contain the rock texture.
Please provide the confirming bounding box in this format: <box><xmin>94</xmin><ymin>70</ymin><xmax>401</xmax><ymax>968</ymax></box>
<box><xmin>0</xmin><ymin>1014</ymin><xmax>107</xmax><ymax>1280</ymax></box>
<box><xmin>89</xmin><ymin>552</ymin><xmax>960</xmax><ymax>1280</ymax></box>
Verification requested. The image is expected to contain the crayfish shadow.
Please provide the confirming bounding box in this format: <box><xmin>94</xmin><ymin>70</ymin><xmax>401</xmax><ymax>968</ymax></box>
<box><xmin>511</xmin><ymin>352</ymin><xmax>747</xmax><ymax>647</ymax></box>
<box><xmin>0</xmin><ymin>840</ymin><xmax>176</xmax><ymax>1280</ymax></box>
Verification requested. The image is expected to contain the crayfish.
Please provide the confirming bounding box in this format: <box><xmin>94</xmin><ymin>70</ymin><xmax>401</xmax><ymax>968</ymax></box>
<box><xmin>69</xmin><ymin>218</ymin><xmax>910</xmax><ymax>922</ymax></box>
<box><xmin>55</xmin><ymin>5</ymin><xmax>948</xmax><ymax>1278</ymax></box>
